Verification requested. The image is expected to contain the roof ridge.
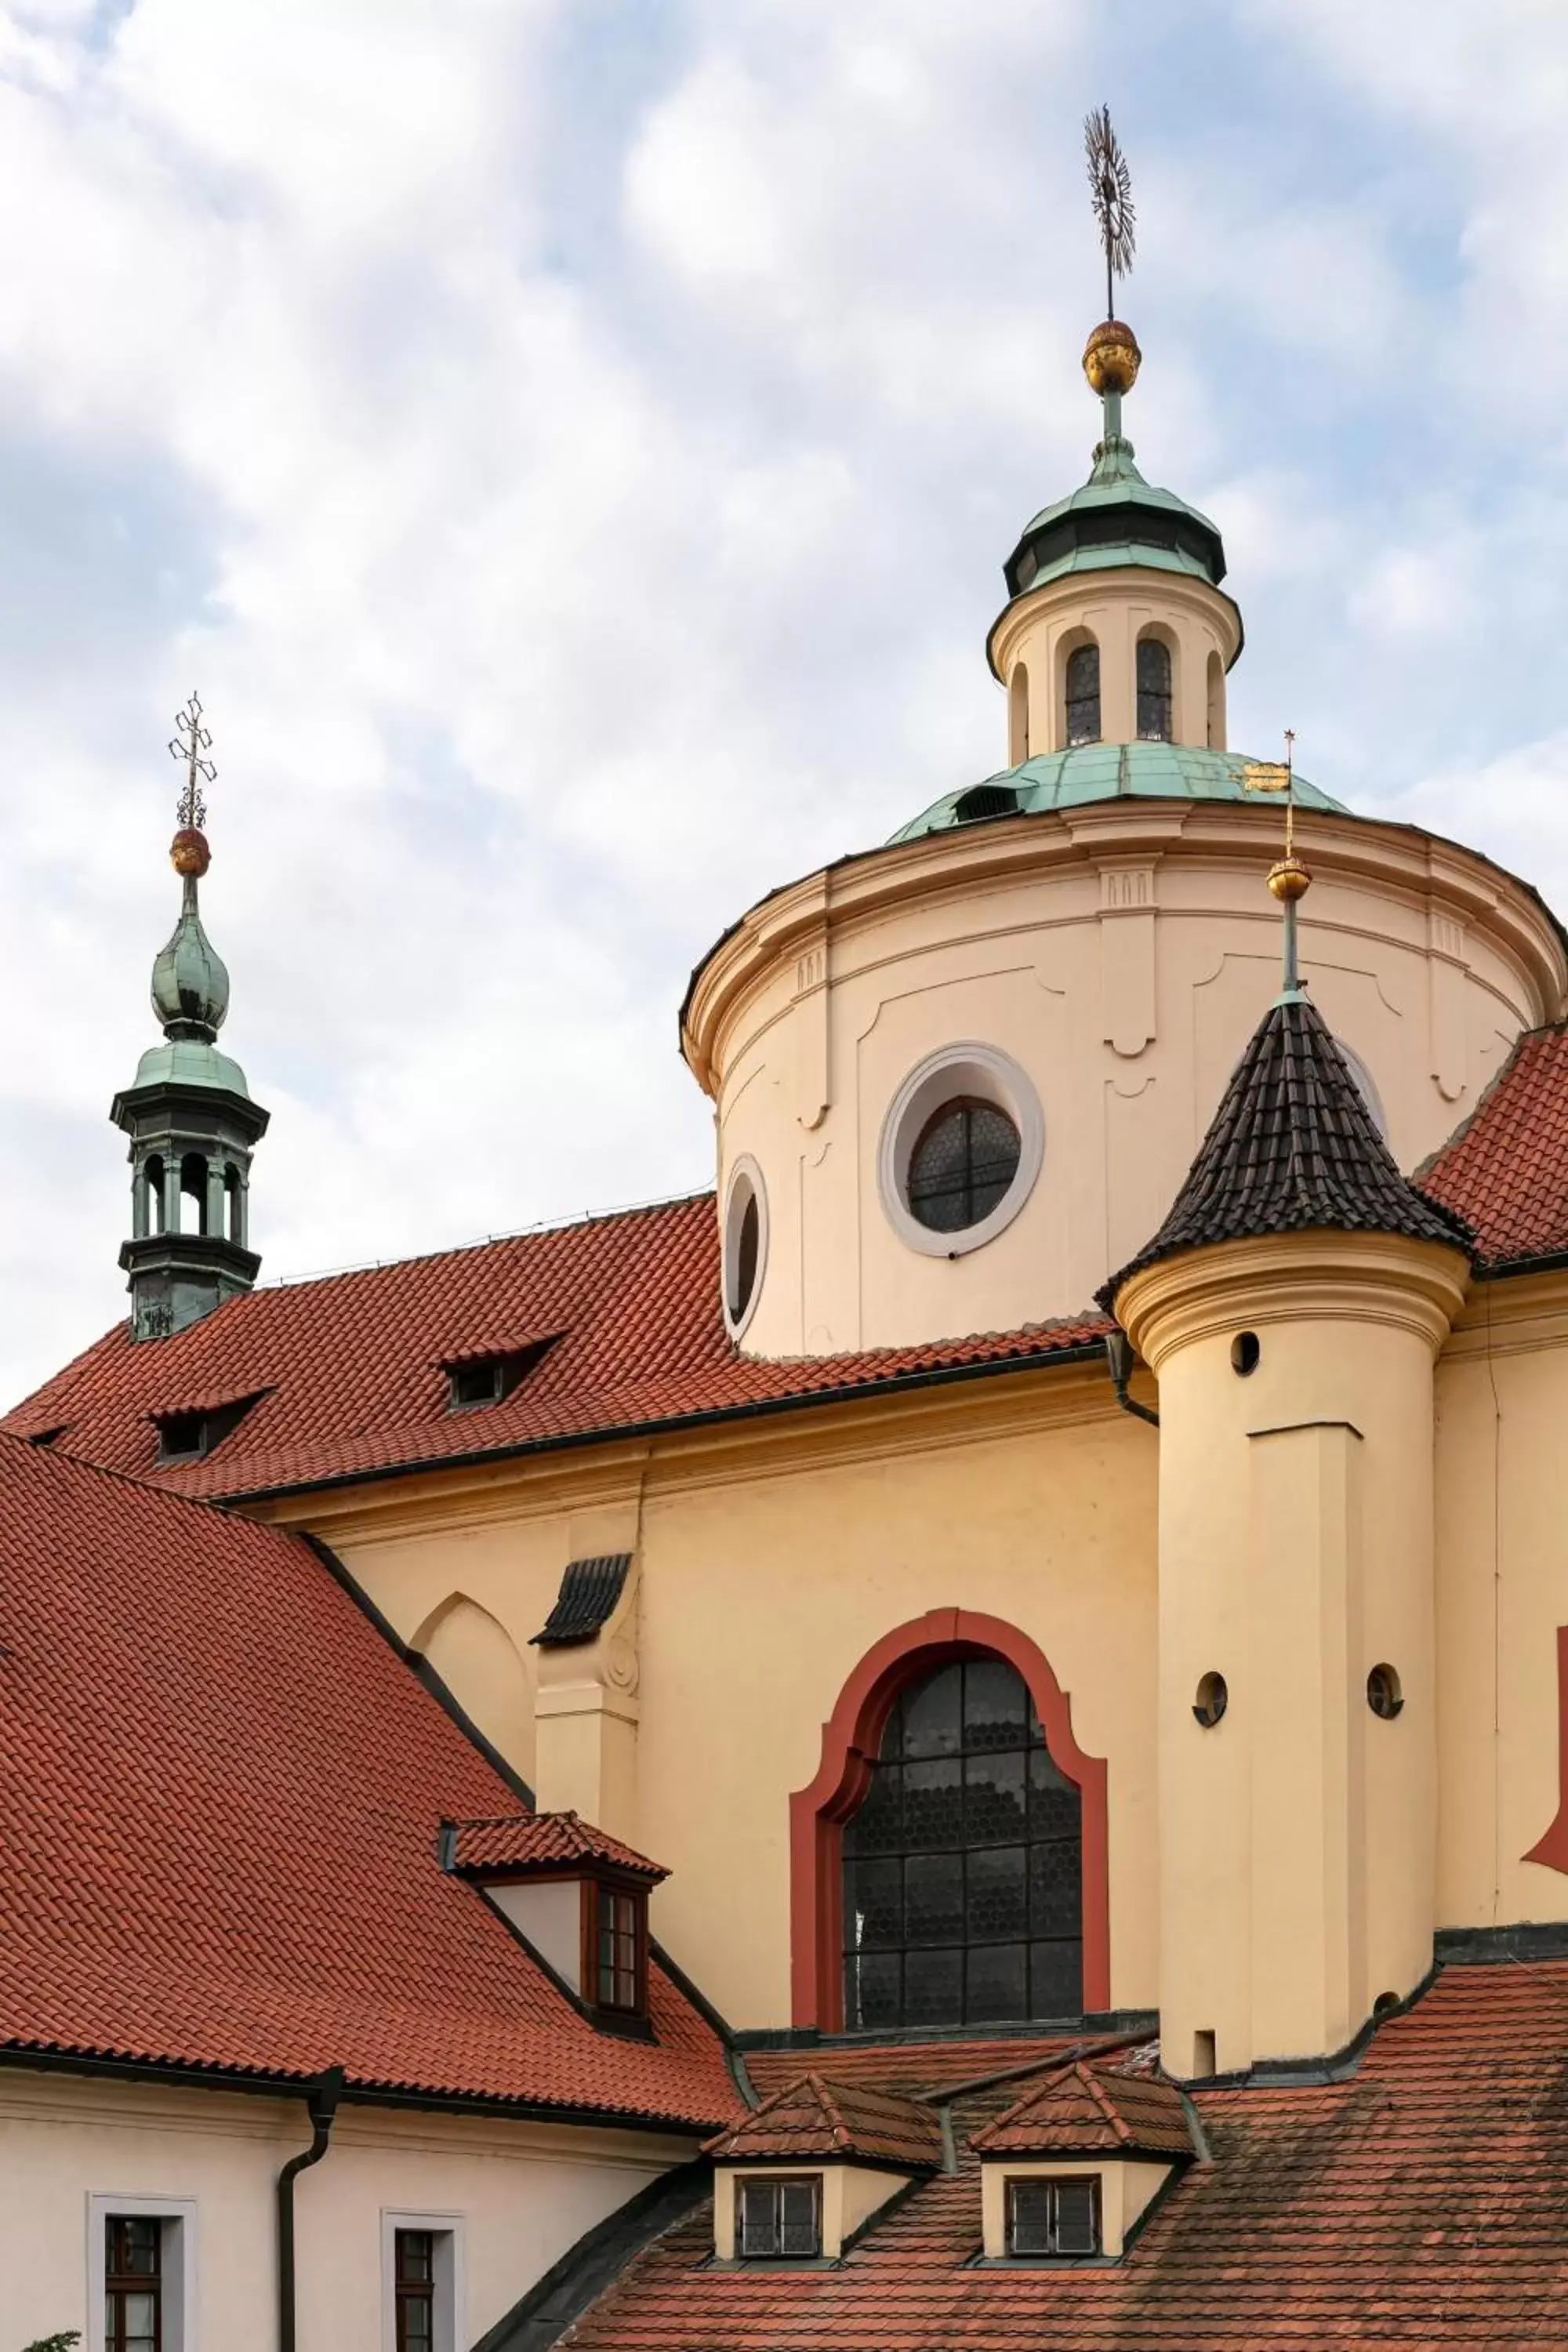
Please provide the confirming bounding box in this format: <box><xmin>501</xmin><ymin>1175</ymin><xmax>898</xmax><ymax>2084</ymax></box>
<box><xmin>1077</xmin><ymin>2060</ymin><xmax>1134</xmax><ymax>2145</ymax></box>
<box><xmin>258</xmin><ymin>1187</ymin><xmax>716</xmax><ymax>1298</ymax></box>
<box><xmin>810</xmin><ymin>2073</ymin><xmax>854</xmax><ymax>2151</ymax></box>
<box><xmin>0</xmin><ymin>1424</ymin><xmax>288</xmax><ymax>1535</ymax></box>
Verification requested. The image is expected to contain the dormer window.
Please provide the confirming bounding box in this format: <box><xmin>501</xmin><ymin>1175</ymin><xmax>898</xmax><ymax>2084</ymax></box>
<box><xmin>151</xmin><ymin>1392</ymin><xmax>263</xmax><ymax>1464</ymax></box>
<box><xmin>445</xmin><ymin>1810</ymin><xmax>665</xmax><ymax>2033</ymax></box>
<box><xmin>1007</xmin><ymin>2174</ymin><xmax>1100</xmax><ymax>2258</ymax></box>
<box><xmin>441</xmin><ymin>1338</ymin><xmax>556</xmax><ymax>1414</ymax></box>
<box><xmin>738</xmin><ymin>2176</ymin><xmax>822</xmax><ymax>2261</ymax></box>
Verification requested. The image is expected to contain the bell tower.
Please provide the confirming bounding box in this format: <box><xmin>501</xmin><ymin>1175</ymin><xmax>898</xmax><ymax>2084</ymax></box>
<box><xmin>111</xmin><ymin>696</ymin><xmax>270</xmax><ymax>1341</ymax></box>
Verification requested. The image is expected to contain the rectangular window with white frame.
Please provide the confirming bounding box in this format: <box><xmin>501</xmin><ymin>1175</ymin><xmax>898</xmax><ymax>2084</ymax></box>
<box><xmin>86</xmin><ymin>2195</ymin><xmax>198</xmax><ymax>2352</ymax></box>
<box><xmin>382</xmin><ymin>2211</ymin><xmax>464</xmax><ymax>2352</ymax></box>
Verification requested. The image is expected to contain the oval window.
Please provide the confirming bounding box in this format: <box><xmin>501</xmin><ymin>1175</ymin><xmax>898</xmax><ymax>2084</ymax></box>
<box><xmin>906</xmin><ymin>1098</ymin><xmax>1022</xmax><ymax>1236</ymax></box>
<box><xmin>722</xmin><ymin>1160</ymin><xmax>768</xmax><ymax>1338</ymax></box>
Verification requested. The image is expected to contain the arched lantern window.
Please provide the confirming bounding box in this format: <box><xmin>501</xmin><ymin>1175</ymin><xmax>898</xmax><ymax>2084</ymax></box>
<box><xmin>840</xmin><ymin>1656</ymin><xmax>1083</xmax><ymax>2030</ymax></box>
<box><xmin>1136</xmin><ymin>638</ymin><xmax>1173</xmax><ymax>742</ymax></box>
<box><xmin>1064</xmin><ymin>644</ymin><xmax>1101</xmax><ymax>747</ymax></box>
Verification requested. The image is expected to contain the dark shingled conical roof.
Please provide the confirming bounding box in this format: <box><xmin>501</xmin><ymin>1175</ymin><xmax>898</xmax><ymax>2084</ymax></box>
<box><xmin>1098</xmin><ymin>990</ymin><xmax>1472</xmax><ymax>1308</ymax></box>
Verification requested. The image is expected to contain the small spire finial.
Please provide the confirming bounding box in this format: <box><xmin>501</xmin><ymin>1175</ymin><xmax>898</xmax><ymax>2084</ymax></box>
<box><xmin>1266</xmin><ymin>729</ymin><xmax>1311</xmax><ymax>997</ymax></box>
<box><xmin>169</xmin><ymin>692</ymin><xmax>215</xmax><ymax>877</ymax></box>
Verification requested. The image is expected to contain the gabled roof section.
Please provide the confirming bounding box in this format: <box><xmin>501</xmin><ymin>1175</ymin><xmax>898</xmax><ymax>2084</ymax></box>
<box><xmin>969</xmin><ymin>2057</ymin><xmax>1193</xmax><ymax>2158</ymax></box>
<box><xmin>3</xmin><ymin>1193</ymin><xmax>1109</xmax><ymax>1501</ymax></box>
<box><xmin>1100</xmin><ymin>991</ymin><xmax>1472</xmax><ymax>1306</ymax></box>
<box><xmin>1419</xmin><ymin>1022</ymin><xmax>1568</xmax><ymax>1270</ymax></box>
<box><xmin>446</xmin><ymin>1811</ymin><xmax>666</xmax><ymax>1883</ymax></box>
<box><xmin>0</xmin><ymin>1433</ymin><xmax>731</xmax><ymax>2128</ymax></box>
<box><xmin>704</xmin><ymin>2072</ymin><xmax>943</xmax><ymax>2171</ymax></box>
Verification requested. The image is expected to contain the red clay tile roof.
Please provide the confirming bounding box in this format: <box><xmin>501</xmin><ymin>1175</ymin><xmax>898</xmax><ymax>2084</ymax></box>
<box><xmin>742</xmin><ymin>2034</ymin><xmax>1092</xmax><ymax>2103</ymax></box>
<box><xmin>2</xmin><ymin>1195</ymin><xmax>1110</xmax><ymax>1501</ymax></box>
<box><xmin>705</xmin><ymin>2074</ymin><xmax>943</xmax><ymax>2170</ymax></box>
<box><xmin>448</xmin><ymin>1812</ymin><xmax>666</xmax><ymax>1882</ymax></box>
<box><xmin>969</xmin><ymin>2057</ymin><xmax>1192</xmax><ymax>2157</ymax></box>
<box><xmin>0</xmin><ymin>1433</ymin><xmax>734</xmax><ymax>2129</ymax></box>
<box><xmin>1420</xmin><ymin>1022</ymin><xmax>1568</xmax><ymax>1269</ymax></box>
<box><xmin>562</xmin><ymin>1959</ymin><xmax>1568</xmax><ymax>2346</ymax></box>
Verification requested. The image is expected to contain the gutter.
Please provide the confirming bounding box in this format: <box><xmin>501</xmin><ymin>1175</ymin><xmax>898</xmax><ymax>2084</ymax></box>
<box><xmin>219</xmin><ymin>1337</ymin><xmax>1110</xmax><ymax>1508</ymax></box>
<box><xmin>1102</xmin><ymin>1328</ymin><xmax>1159</xmax><ymax>1428</ymax></box>
<box><xmin>278</xmin><ymin>2066</ymin><xmax>343</xmax><ymax>2352</ymax></box>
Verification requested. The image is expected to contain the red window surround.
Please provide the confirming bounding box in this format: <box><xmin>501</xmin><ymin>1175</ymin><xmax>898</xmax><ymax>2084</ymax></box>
<box><xmin>789</xmin><ymin>1608</ymin><xmax>1111</xmax><ymax>2030</ymax></box>
<box><xmin>1525</xmin><ymin>1625</ymin><xmax>1568</xmax><ymax>1875</ymax></box>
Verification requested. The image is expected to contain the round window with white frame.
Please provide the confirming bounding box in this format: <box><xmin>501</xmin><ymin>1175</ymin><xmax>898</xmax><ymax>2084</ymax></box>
<box><xmin>722</xmin><ymin>1156</ymin><xmax>768</xmax><ymax>1338</ymax></box>
<box><xmin>878</xmin><ymin>1044</ymin><xmax>1045</xmax><ymax>1258</ymax></box>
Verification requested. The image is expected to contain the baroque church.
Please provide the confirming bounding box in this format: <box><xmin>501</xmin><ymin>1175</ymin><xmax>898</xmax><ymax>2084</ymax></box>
<box><xmin>6</xmin><ymin>160</ymin><xmax>1568</xmax><ymax>2349</ymax></box>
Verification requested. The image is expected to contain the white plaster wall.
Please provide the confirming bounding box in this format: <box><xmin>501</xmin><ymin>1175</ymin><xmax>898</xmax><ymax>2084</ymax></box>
<box><xmin>0</xmin><ymin>2070</ymin><xmax>693</xmax><ymax>2350</ymax></box>
<box><xmin>488</xmin><ymin>1878</ymin><xmax>583</xmax><ymax>1993</ymax></box>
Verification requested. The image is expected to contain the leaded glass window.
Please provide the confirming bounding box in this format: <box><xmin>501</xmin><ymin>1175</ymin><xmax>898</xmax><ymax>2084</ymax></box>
<box><xmin>906</xmin><ymin>1102</ymin><xmax>1021</xmax><ymax>1234</ymax></box>
<box><xmin>106</xmin><ymin>2216</ymin><xmax>162</xmax><ymax>2352</ymax></box>
<box><xmin>1136</xmin><ymin>638</ymin><xmax>1172</xmax><ymax>741</ymax></box>
<box><xmin>841</xmin><ymin>1657</ymin><xmax>1083</xmax><ymax>2030</ymax></box>
<box><xmin>1065</xmin><ymin>644</ymin><xmax>1101</xmax><ymax>745</ymax></box>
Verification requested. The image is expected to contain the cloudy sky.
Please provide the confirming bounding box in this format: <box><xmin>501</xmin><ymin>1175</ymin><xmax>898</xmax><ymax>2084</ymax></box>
<box><xmin>2</xmin><ymin>0</ymin><xmax>1566</xmax><ymax>1401</ymax></box>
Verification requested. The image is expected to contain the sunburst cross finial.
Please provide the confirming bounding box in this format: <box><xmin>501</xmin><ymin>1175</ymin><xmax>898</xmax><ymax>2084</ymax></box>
<box><xmin>169</xmin><ymin>691</ymin><xmax>215</xmax><ymax>834</ymax></box>
<box><xmin>1084</xmin><ymin>103</ymin><xmax>1136</xmax><ymax>321</ymax></box>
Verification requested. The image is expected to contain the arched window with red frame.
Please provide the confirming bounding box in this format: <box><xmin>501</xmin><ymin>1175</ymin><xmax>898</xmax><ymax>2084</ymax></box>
<box><xmin>789</xmin><ymin>1610</ymin><xmax>1110</xmax><ymax>2032</ymax></box>
<box><xmin>841</xmin><ymin>1655</ymin><xmax>1081</xmax><ymax>2029</ymax></box>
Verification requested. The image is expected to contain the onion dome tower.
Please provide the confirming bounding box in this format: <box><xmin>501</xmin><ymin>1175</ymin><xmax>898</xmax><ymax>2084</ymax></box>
<box><xmin>111</xmin><ymin>696</ymin><xmax>270</xmax><ymax>1341</ymax></box>
<box><xmin>1103</xmin><ymin>822</ymin><xmax>1473</xmax><ymax>2078</ymax></box>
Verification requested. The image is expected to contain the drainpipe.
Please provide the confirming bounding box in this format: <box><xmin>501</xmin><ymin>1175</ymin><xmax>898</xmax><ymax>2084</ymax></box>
<box><xmin>278</xmin><ymin>2065</ymin><xmax>345</xmax><ymax>2352</ymax></box>
<box><xmin>1104</xmin><ymin>1327</ymin><xmax>1159</xmax><ymax>1428</ymax></box>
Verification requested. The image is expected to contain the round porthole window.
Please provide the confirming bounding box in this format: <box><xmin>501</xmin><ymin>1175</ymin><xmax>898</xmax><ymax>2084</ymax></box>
<box><xmin>878</xmin><ymin>1044</ymin><xmax>1044</xmax><ymax>1259</ymax></box>
<box><xmin>1193</xmin><ymin>1671</ymin><xmax>1229</xmax><ymax>1729</ymax></box>
<box><xmin>1367</xmin><ymin>1664</ymin><xmax>1403</xmax><ymax>1721</ymax></box>
<box><xmin>722</xmin><ymin>1157</ymin><xmax>768</xmax><ymax>1340</ymax></box>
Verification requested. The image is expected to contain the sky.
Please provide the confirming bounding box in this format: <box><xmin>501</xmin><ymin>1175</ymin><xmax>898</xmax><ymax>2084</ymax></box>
<box><xmin>2</xmin><ymin>0</ymin><xmax>1568</xmax><ymax>1403</ymax></box>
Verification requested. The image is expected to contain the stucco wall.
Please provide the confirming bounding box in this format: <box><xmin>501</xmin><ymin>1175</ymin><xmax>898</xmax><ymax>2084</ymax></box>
<box><xmin>685</xmin><ymin>804</ymin><xmax>1560</xmax><ymax>1357</ymax></box>
<box><xmin>1</xmin><ymin>2068</ymin><xmax>691</xmax><ymax>2350</ymax></box>
<box><xmin>309</xmin><ymin>1368</ymin><xmax>1160</xmax><ymax>2032</ymax></box>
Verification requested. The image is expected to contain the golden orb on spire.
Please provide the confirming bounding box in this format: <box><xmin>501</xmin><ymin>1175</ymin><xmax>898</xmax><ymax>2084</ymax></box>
<box><xmin>1267</xmin><ymin>853</ymin><xmax>1311</xmax><ymax>903</ymax></box>
<box><xmin>1083</xmin><ymin>317</ymin><xmax>1142</xmax><ymax>397</ymax></box>
<box><xmin>170</xmin><ymin>826</ymin><xmax>211</xmax><ymax>877</ymax></box>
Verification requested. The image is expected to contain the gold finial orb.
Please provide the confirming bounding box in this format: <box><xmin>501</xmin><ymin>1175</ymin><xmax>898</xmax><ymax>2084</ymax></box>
<box><xmin>170</xmin><ymin>826</ymin><xmax>211</xmax><ymax>878</ymax></box>
<box><xmin>1267</xmin><ymin>853</ymin><xmax>1311</xmax><ymax>904</ymax></box>
<box><xmin>1083</xmin><ymin>317</ymin><xmax>1141</xmax><ymax>397</ymax></box>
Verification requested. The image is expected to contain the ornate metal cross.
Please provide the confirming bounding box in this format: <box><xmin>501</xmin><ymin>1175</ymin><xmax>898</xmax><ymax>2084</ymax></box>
<box><xmin>1084</xmin><ymin>104</ymin><xmax>1136</xmax><ymax>321</ymax></box>
<box><xmin>169</xmin><ymin>691</ymin><xmax>215</xmax><ymax>832</ymax></box>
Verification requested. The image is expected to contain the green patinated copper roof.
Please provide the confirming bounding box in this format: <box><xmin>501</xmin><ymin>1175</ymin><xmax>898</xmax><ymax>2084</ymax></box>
<box><xmin>127</xmin><ymin>1037</ymin><xmax>253</xmax><ymax>1099</ymax></box>
<box><xmin>996</xmin><ymin>403</ymin><xmax>1231</xmax><ymax>615</ymax></box>
<box><xmin>151</xmin><ymin>876</ymin><xmax>230</xmax><ymax>1042</ymax></box>
<box><xmin>888</xmin><ymin>740</ymin><xmax>1350</xmax><ymax>844</ymax></box>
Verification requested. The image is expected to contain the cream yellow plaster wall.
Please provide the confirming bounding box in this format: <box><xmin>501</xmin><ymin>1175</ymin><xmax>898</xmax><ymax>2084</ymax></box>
<box><xmin>1436</xmin><ymin>1277</ymin><xmax>1568</xmax><ymax>1932</ymax></box>
<box><xmin>713</xmin><ymin>2163</ymin><xmax>909</xmax><ymax>2259</ymax></box>
<box><xmin>0</xmin><ymin>2067</ymin><xmax>693</xmax><ymax>2350</ymax></box>
<box><xmin>987</xmin><ymin>567</ymin><xmax>1240</xmax><ymax>757</ymax></box>
<box><xmin>1120</xmin><ymin>1231</ymin><xmax>1466</xmax><ymax>2075</ymax></box>
<box><xmin>685</xmin><ymin>804</ymin><xmax>1560</xmax><ymax>1358</ymax></box>
<box><xmin>300</xmin><ymin>1369</ymin><xmax>1160</xmax><ymax>2032</ymax></box>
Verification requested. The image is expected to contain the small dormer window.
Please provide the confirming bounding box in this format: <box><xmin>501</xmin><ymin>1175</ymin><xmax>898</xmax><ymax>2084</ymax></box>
<box><xmin>739</xmin><ymin>2176</ymin><xmax>822</xmax><ymax>2260</ymax></box>
<box><xmin>1007</xmin><ymin>2176</ymin><xmax>1100</xmax><ymax>2258</ymax></box>
<box><xmin>588</xmin><ymin>1878</ymin><xmax>648</xmax><ymax>2016</ymax></box>
<box><xmin>442</xmin><ymin>1337</ymin><xmax>556</xmax><ymax>1414</ymax></box>
<box><xmin>152</xmin><ymin>1392</ymin><xmax>263</xmax><ymax>1464</ymax></box>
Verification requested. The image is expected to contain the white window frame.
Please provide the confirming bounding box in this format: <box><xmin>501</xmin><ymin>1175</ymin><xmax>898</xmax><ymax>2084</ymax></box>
<box><xmin>381</xmin><ymin>2209</ymin><xmax>465</xmax><ymax>2352</ymax></box>
<box><xmin>86</xmin><ymin>2194</ymin><xmax>198</xmax><ymax>2352</ymax></box>
<box><xmin>877</xmin><ymin>1041</ymin><xmax>1045</xmax><ymax>1258</ymax></box>
<box><xmin>721</xmin><ymin>1154</ymin><xmax>769</xmax><ymax>1340</ymax></box>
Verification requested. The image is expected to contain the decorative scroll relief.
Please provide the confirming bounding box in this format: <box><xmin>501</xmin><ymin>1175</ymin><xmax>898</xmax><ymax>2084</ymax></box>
<box><xmin>795</xmin><ymin>931</ymin><xmax>830</xmax><ymax>1131</ymax></box>
<box><xmin>1428</xmin><ymin>908</ymin><xmax>1468</xmax><ymax>1105</ymax></box>
<box><xmin>1098</xmin><ymin>862</ymin><xmax>1157</xmax><ymax>1058</ymax></box>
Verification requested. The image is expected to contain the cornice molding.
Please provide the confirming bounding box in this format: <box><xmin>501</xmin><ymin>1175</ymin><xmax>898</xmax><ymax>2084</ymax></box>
<box><xmin>1116</xmin><ymin>1229</ymin><xmax>1471</xmax><ymax>1368</ymax></box>
<box><xmin>986</xmin><ymin>561</ymin><xmax>1243</xmax><ymax>683</ymax></box>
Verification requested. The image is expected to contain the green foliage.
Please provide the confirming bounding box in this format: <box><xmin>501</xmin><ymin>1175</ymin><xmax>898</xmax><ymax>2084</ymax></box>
<box><xmin>24</xmin><ymin>2334</ymin><xmax>83</xmax><ymax>2351</ymax></box>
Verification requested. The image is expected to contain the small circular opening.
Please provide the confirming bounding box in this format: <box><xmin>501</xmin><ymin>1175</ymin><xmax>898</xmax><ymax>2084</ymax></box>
<box><xmin>1193</xmin><ymin>1671</ymin><xmax>1229</xmax><ymax>1729</ymax></box>
<box><xmin>1374</xmin><ymin>1989</ymin><xmax>1401</xmax><ymax>2018</ymax></box>
<box><xmin>722</xmin><ymin>1160</ymin><xmax>768</xmax><ymax>1338</ymax></box>
<box><xmin>1367</xmin><ymin>1664</ymin><xmax>1403</xmax><ymax>1721</ymax></box>
<box><xmin>1230</xmin><ymin>1331</ymin><xmax>1261</xmax><ymax>1377</ymax></box>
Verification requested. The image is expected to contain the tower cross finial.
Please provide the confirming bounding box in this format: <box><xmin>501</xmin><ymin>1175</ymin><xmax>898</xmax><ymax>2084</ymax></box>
<box><xmin>169</xmin><ymin>691</ymin><xmax>215</xmax><ymax>833</ymax></box>
<box><xmin>1084</xmin><ymin>104</ymin><xmax>1135</xmax><ymax>321</ymax></box>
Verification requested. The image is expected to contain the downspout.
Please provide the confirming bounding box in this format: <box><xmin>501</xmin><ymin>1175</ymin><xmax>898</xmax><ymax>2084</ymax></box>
<box><xmin>278</xmin><ymin>2065</ymin><xmax>345</xmax><ymax>2352</ymax></box>
<box><xmin>1104</xmin><ymin>1328</ymin><xmax>1159</xmax><ymax>1428</ymax></box>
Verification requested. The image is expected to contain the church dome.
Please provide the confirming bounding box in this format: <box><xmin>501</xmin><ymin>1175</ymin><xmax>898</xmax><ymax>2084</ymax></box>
<box><xmin>1000</xmin><ymin>437</ymin><xmax>1229</xmax><ymax>608</ymax></box>
<box><xmin>890</xmin><ymin>742</ymin><xmax>1349</xmax><ymax>844</ymax></box>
